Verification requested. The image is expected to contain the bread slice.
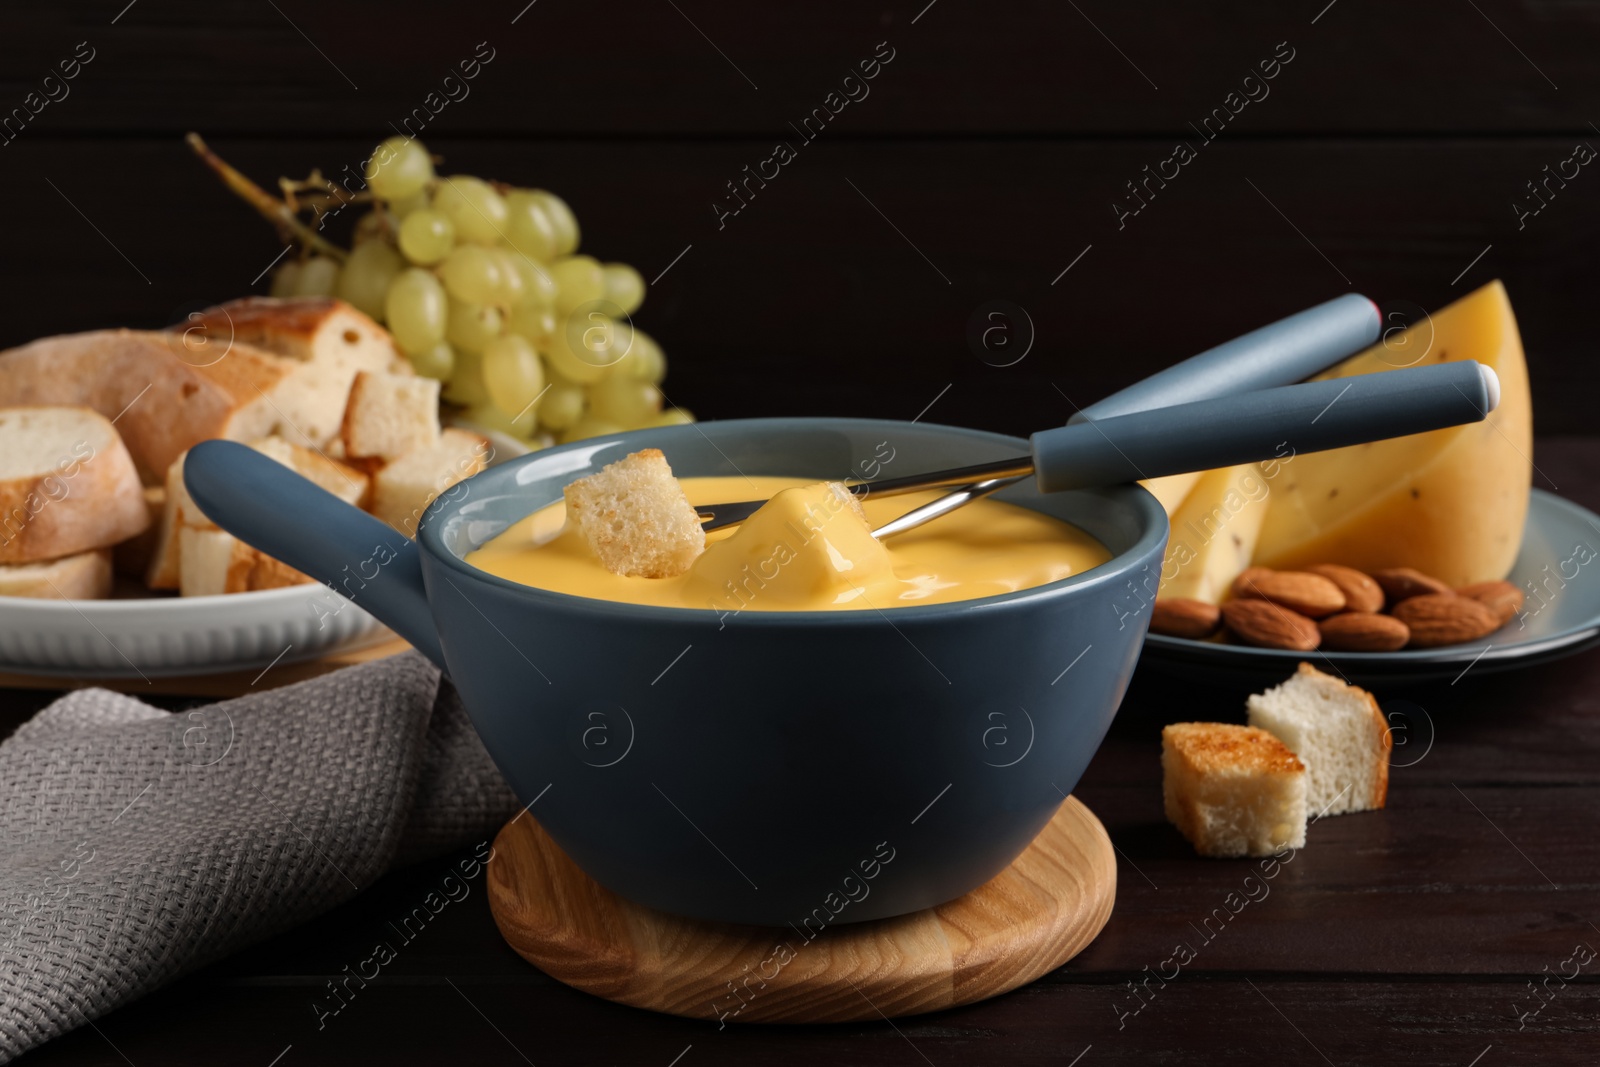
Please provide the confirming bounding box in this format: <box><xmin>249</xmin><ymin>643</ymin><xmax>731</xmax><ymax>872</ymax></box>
<box><xmin>340</xmin><ymin>371</ymin><xmax>441</xmax><ymax>461</ymax></box>
<box><xmin>0</xmin><ymin>330</ymin><xmax>268</xmax><ymax>482</ymax></box>
<box><xmin>147</xmin><ymin>437</ymin><xmax>368</xmax><ymax>589</ymax></box>
<box><xmin>370</xmin><ymin>428</ymin><xmax>490</xmax><ymax>537</ymax></box>
<box><xmin>177</xmin><ymin>297</ymin><xmax>407</xmax><ymax>372</ymax></box>
<box><xmin>562</xmin><ymin>448</ymin><xmax>706</xmax><ymax>578</ymax></box>
<box><xmin>248</xmin><ymin>436</ymin><xmax>370</xmax><ymax>507</ymax></box>
<box><xmin>1246</xmin><ymin>662</ymin><xmax>1391</xmax><ymax>816</ymax></box>
<box><xmin>179</xmin><ymin>527</ymin><xmax>254</xmax><ymax>596</ymax></box>
<box><xmin>1162</xmin><ymin>722</ymin><xmax>1308</xmax><ymax>858</ymax></box>
<box><xmin>0</xmin><ymin>407</ymin><xmax>150</xmax><ymax>565</ymax></box>
<box><xmin>176</xmin><ymin>298</ymin><xmax>413</xmax><ymax>446</ymax></box>
<box><xmin>0</xmin><ymin>548</ymin><xmax>112</xmax><ymax>599</ymax></box>
<box><xmin>113</xmin><ymin>485</ymin><xmax>166</xmax><ymax>577</ymax></box>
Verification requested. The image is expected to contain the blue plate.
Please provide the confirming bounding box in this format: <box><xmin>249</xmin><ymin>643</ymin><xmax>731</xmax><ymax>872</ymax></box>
<box><xmin>1140</xmin><ymin>489</ymin><xmax>1600</xmax><ymax>685</ymax></box>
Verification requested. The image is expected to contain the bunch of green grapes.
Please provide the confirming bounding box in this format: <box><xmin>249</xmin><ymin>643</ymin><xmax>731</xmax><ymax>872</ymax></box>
<box><xmin>269</xmin><ymin>136</ymin><xmax>692</xmax><ymax>446</ymax></box>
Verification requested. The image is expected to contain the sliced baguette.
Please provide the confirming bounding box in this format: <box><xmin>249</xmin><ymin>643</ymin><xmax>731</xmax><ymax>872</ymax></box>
<box><xmin>563</xmin><ymin>448</ymin><xmax>705</xmax><ymax>578</ymax></box>
<box><xmin>1162</xmin><ymin>722</ymin><xmax>1308</xmax><ymax>858</ymax></box>
<box><xmin>340</xmin><ymin>371</ymin><xmax>441</xmax><ymax>461</ymax></box>
<box><xmin>1246</xmin><ymin>662</ymin><xmax>1391</xmax><ymax>816</ymax></box>
<box><xmin>370</xmin><ymin>428</ymin><xmax>491</xmax><ymax>537</ymax></box>
<box><xmin>0</xmin><ymin>330</ymin><xmax>259</xmax><ymax>482</ymax></box>
<box><xmin>176</xmin><ymin>297</ymin><xmax>413</xmax><ymax>446</ymax></box>
<box><xmin>179</xmin><ymin>527</ymin><xmax>254</xmax><ymax>597</ymax></box>
<box><xmin>148</xmin><ymin>437</ymin><xmax>367</xmax><ymax>589</ymax></box>
<box><xmin>176</xmin><ymin>296</ymin><xmax>407</xmax><ymax>372</ymax></box>
<box><xmin>0</xmin><ymin>406</ymin><xmax>150</xmax><ymax>565</ymax></box>
<box><xmin>0</xmin><ymin>548</ymin><xmax>113</xmax><ymax>600</ymax></box>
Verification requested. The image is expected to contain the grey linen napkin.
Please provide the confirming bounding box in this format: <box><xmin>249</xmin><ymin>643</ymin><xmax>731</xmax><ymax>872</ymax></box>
<box><xmin>0</xmin><ymin>652</ymin><xmax>519</xmax><ymax>1063</ymax></box>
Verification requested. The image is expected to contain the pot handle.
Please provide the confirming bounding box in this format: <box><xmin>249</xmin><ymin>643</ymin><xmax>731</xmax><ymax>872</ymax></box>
<box><xmin>184</xmin><ymin>440</ymin><xmax>446</xmax><ymax>669</ymax></box>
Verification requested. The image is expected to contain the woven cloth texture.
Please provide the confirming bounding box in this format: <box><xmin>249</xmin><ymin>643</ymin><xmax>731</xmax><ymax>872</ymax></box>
<box><xmin>0</xmin><ymin>652</ymin><xmax>518</xmax><ymax>1063</ymax></box>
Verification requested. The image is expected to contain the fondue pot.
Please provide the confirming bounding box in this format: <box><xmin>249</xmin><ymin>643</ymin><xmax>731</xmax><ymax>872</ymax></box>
<box><xmin>183</xmin><ymin>294</ymin><xmax>1485</xmax><ymax>925</ymax></box>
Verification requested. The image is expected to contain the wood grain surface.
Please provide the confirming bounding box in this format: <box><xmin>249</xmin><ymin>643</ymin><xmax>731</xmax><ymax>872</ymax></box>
<box><xmin>486</xmin><ymin>797</ymin><xmax>1116</xmax><ymax>1024</ymax></box>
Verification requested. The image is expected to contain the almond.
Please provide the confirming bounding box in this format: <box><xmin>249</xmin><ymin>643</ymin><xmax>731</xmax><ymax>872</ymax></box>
<box><xmin>1391</xmin><ymin>593</ymin><xmax>1501</xmax><ymax>648</ymax></box>
<box><xmin>1319</xmin><ymin>611</ymin><xmax>1410</xmax><ymax>652</ymax></box>
<box><xmin>1220</xmin><ymin>599</ymin><xmax>1321</xmax><ymax>651</ymax></box>
<box><xmin>1230</xmin><ymin>567</ymin><xmax>1278</xmax><ymax>599</ymax></box>
<box><xmin>1150</xmin><ymin>597</ymin><xmax>1222</xmax><ymax>639</ymax></box>
<box><xmin>1372</xmin><ymin>567</ymin><xmax>1452</xmax><ymax>603</ymax></box>
<box><xmin>1458</xmin><ymin>580</ymin><xmax>1525</xmax><ymax>625</ymax></box>
<box><xmin>1307</xmin><ymin>563</ymin><xmax>1385</xmax><ymax>614</ymax></box>
<box><xmin>1234</xmin><ymin>570</ymin><xmax>1346</xmax><ymax>618</ymax></box>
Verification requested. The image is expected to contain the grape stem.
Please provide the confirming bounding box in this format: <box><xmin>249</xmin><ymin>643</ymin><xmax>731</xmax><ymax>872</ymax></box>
<box><xmin>186</xmin><ymin>132</ymin><xmax>349</xmax><ymax>262</ymax></box>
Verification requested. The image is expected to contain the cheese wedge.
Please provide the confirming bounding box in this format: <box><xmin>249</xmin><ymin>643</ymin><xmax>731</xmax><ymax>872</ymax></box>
<box><xmin>1158</xmin><ymin>464</ymin><xmax>1271</xmax><ymax>603</ymax></box>
<box><xmin>1142</xmin><ymin>471</ymin><xmax>1203</xmax><ymax>515</ymax></box>
<box><xmin>1251</xmin><ymin>281</ymin><xmax>1531</xmax><ymax>586</ymax></box>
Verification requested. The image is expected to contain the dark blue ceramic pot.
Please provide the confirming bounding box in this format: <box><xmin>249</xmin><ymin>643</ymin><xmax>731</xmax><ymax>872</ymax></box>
<box><xmin>188</xmin><ymin>418</ymin><xmax>1167</xmax><ymax>926</ymax></box>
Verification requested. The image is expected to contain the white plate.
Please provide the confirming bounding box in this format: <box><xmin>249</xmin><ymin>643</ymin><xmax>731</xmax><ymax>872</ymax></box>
<box><xmin>0</xmin><ymin>583</ymin><xmax>390</xmax><ymax>680</ymax></box>
<box><xmin>1140</xmin><ymin>489</ymin><xmax>1600</xmax><ymax>684</ymax></box>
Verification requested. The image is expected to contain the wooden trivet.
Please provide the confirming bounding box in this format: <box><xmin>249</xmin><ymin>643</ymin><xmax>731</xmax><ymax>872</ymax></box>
<box><xmin>487</xmin><ymin>796</ymin><xmax>1116</xmax><ymax>1024</ymax></box>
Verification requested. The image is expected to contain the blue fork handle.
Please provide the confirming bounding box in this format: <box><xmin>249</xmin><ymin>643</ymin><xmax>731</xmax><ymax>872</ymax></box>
<box><xmin>1033</xmin><ymin>360</ymin><xmax>1496</xmax><ymax>492</ymax></box>
<box><xmin>1069</xmin><ymin>293</ymin><xmax>1381</xmax><ymax>424</ymax></box>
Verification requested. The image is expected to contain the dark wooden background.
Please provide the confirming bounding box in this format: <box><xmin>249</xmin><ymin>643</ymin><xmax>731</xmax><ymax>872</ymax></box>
<box><xmin>3</xmin><ymin>1</ymin><xmax>1598</xmax><ymax>438</ymax></box>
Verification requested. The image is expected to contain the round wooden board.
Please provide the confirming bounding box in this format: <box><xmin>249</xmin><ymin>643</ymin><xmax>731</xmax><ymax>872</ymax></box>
<box><xmin>486</xmin><ymin>797</ymin><xmax>1116</xmax><ymax>1024</ymax></box>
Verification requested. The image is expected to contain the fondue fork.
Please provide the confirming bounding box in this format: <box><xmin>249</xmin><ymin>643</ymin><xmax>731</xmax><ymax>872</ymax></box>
<box><xmin>693</xmin><ymin>296</ymin><xmax>1499</xmax><ymax>539</ymax></box>
<box><xmin>698</xmin><ymin>293</ymin><xmax>1382</xmax><ymax>536</ymax></box>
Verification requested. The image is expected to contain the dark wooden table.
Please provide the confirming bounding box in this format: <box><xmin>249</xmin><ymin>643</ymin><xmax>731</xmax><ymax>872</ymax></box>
<box><xmin>7</xmin><ymin>436</ymin><xmax>1596</xmax><ymax>1066</ymax></box>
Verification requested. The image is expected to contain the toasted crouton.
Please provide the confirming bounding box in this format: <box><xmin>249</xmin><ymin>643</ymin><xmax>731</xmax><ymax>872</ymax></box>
<box><xmin>1246</xmin><ymin>662</ymin><xmax>1391</xmax><ymax>816</ymax></box>
<box><xmin>369</xmin><ymin>428</ymin><xmax>490</xmax><ymax>537</ymax></box>
<box><xmin>0</xmin><ymin>548</ymin><xmax>113</xmax><ymax>600</ymax></box>
<box><xmin>1163</xmin><ymin>722</ymin><xmax>1308</xmax><ymax>858</ymax></box>
<box><xmin>563</xmin><ymin>448</ymin><xmax>705</xmax><ymax>578</ymax></box>
<box><xmin>340</xmin><ymin>371</ymin><xmax>442</xmax><ymax>461</ymax></box>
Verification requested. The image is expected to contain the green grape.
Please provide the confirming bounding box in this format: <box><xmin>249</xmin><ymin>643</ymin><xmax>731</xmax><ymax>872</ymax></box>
<box><xmin>465</xmin><ymin>402</ymin><xmax>535</xmax><ymax>441</ymax></box>
<box><xmin>622</xmin><ymin>328</ymin><xmax>666</xmax><ymax>383</ymax></box>
<box><xmin>442</xmin><ymin>347</ymin><xmax>490</xmax><ymax>407</ymax></box>
<box><xmin>601</xmin><ymin>263</ymin><xmax>646</xmax><ymax>315</ymax></box>
<box><xmin>388</xmin><ymin>189</ymin><xmax>430</xmax><ymax>219</ymax></box>
<box><xmin>526</xmin><ymin>189</ymin><xmax>580</xmax><ymax>254</ymax></box>
<box><xmin>551</xmin><ymin>255</ymin><xmax>605</xmax><ymax>315</ymax></box>
<box><xmin>645</xmin><ymin>408</ymin><xmax>695</xmax><ymax>428</ymax></box>
<box><xmin>433</xmin><ymin>176</ymin><xmax>508</xmax><ymax>245</ymax></box>
<box><xmin>351</xmin><ymin>212</ymin><xmax>386</xmax><ymax>247</ymax></box>
<box><xmin>504</xmin><ymin>191</ymin><xmax>560</xmax><ymax>262</ymax></box>
<box><xmin>559</xmin><ymin>416</ymin><xmax>624</xmax><ymax>445</ymax></box>
<box><xmin>409</xmin><ymin>341</ymin><xmax>456</xmax><ymax>381</ymax></box>
<box><xmin>545</xmin><ymin>310</ymin><xmax>622</xmax><ymax>383</ymax></box>
<box><xmin>587</xmin><ymin>376</ymin><xmax>662</xmax><ymax>428</ymax></box>
<box><xmin>537</xmin><ymin>380</ymin><xmax>585</xmax><ymax>430</ymax></box>
<box><xmin>269</xmin><ymin>260</ymin><xmax>301</xmax><ymax>297</ymax></box>
<box><xmin>337</xmin><ymin>240</ymin><xmax>403</xmax><ymax>320</ymax></box>
<box><xmin>489</xmin><ymin>248</ymin><xmax>525</xmax><ymax>307</ymax></box>
<box><xmin>439</xmin><ymin>244</ymin><xmax>503</xmax><ymax>304</ymax></box>
<box><xmin>385</xmin><ymin>268</ymin><xmax>447</xmax><ymax>354</ymax></box>
<box><xmin>509</xmin><ymin>253</ymin><xmax>557</xmax><ymax>309</ymax></box>
<box><xmin>482</xmin><ymin>334</ymin><xmax>545</xmax><ymax>416</ymax></box>
<box><xmin>293</xmin><ymin>256</ymin><xmax>341</xmax><ymax>297</ymax></box>
<box><xmin>508</xmin><ymin>303</ymin><xmax>556</xmax><ymax>345</ymax></box>
<box><xmin>365</xmin><ymin>136</ymin><xmax>434</xmax><ymax>201</ymax></box>
<box><xmin>446</xmin><ymin>299</ymin><xmax>504</xmax><ymax>354</ymax></box>
<box><xmin>398</xmin><ymin>209</ymin><xmax>456</xmax><ymax>266</ymax></box>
